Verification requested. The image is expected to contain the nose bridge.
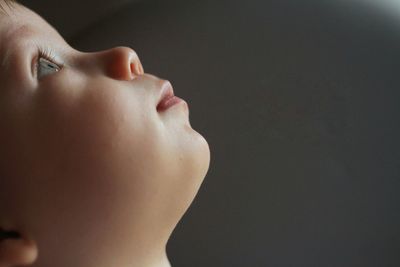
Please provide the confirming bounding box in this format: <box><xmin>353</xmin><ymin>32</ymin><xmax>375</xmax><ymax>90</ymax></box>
<box><xmin>104</xmin><ymin>46</ymin><xmax>144</xmax><ymax>80</ymax></box>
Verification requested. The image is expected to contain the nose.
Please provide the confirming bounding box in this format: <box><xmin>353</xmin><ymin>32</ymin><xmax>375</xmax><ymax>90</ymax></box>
<box><xmin>101</xmin><ymin>46</ymin><xmax>144</xmax><ymax>80</ymax></box>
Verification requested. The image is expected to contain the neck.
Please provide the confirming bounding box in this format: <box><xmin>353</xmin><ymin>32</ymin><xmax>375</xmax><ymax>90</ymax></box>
<box><xmin>128</xmin><ymin>244</ymin><xmax>172</xmax><ymax>267</ymax></box>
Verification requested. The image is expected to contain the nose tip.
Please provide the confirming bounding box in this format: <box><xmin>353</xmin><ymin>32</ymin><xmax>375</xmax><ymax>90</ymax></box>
<box><xmin>106</xmin><ymin>46</ymin><xmax>144</xmax><ymax>80</ymax></box>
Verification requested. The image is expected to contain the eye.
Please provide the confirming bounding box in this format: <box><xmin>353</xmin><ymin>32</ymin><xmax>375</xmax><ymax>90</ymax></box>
<box><xmin>35</xmin><ymin>48</ymin><xmax>63</xmax><ymax>80</ymax></box>
<box><xmin>37</xmin><ymin>57</ymin><xmax>60</xmax><ymax>79</ymax></box>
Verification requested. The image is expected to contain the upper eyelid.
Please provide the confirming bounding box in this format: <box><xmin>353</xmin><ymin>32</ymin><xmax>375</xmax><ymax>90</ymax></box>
<box><xmin>32</xmin><ymin>47</ymin><xmax>64</xmax><ymax>79</ymax></box>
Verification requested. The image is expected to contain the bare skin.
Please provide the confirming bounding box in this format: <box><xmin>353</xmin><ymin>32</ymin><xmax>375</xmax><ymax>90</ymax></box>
<box><xmin>0</xmin><ymin>2</ymin><xmax>210</xmax><ymax>267</ymax></box>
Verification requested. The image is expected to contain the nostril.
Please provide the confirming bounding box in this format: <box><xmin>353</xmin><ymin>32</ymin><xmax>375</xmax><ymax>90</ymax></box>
<box><xmin>130</xmin><ymin>63</ymin><xmax>136</xmax><ymax>77</ymax></box>
<box><xmin>130</xmin><ymin>62</ymin><xmax>144</xmax><ymax>77</ymax></box>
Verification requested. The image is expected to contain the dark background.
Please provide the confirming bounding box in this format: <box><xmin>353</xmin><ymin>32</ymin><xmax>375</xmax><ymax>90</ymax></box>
<box><xmin>19</xmin><ymin>0</ymin><xmax>400</xmax><ymax>266</ymax></box>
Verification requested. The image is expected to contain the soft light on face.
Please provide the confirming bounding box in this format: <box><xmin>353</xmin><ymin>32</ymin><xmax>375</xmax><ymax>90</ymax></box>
<box><xmin>0</xmin><ymin>3</ymin><xmax>210</xmax><ymax>267</ymax></box>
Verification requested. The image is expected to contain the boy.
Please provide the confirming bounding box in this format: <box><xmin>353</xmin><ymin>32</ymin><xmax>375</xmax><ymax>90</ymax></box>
<box><xmin>0</xmin><ymin>0</ymin><xmax>210</xmax><ymax>266</ymax></box>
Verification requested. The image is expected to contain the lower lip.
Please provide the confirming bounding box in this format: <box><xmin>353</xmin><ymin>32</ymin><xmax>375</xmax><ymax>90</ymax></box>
<box><xmin>157</xmin><ymin>96</ymin><xmax>187</xmax><ymax>112</ymax></box>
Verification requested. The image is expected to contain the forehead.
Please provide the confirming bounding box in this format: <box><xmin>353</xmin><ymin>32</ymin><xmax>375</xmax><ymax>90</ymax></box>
<box><xmin>0</xmin><ymin>3</ymin><xmax>61</xmax><ymax>44</ymax></box>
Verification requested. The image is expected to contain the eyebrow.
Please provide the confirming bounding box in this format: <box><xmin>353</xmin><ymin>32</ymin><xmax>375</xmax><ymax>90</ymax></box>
<box><xmin>0</xmin><ymin>0</ymin><xmax>17</xmax><ymax>16</ymax></box>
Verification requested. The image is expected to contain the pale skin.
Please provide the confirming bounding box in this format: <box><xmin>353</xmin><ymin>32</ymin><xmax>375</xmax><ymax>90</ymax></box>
<box><xmin>0</xmin><ymin>1</ymin><xmax>210</xmax><ymax>267</ymax></box>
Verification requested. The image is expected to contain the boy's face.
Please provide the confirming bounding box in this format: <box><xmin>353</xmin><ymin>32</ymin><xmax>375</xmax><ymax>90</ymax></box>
<box><xmin>0</xmin><ymin>3</ymin><xmax>209</xmax><ymax>267</ymax></box>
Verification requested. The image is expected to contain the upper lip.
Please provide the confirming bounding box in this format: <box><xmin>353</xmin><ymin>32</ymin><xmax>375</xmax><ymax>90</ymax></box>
<box><xmin>157</xmin><ymin>80</ymin><xmax>175</xmax><ymax>108</ymax></box>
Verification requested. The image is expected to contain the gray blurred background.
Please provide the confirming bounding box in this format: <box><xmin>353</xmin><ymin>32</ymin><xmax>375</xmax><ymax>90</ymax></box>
<box><xmin>19</xmin><ymin>0</ymin><xmax>400</xmax><ymax>266</ymax></box>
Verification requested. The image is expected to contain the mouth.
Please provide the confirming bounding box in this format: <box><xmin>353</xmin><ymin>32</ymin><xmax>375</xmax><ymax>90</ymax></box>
<box><xmin>157</xmin><ymin>81</ymin><xmax>185</xmax><ymax>112</ymax></box>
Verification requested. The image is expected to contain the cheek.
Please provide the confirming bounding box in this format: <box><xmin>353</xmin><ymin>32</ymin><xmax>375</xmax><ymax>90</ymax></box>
<box><xmin>30</xmin><ymin>79</ymin><xmax>165</xmax><ymax>202</ymax></box>
<box><xmin>34</xmin><ymin>78</ymin><xmax>164</xmax><ymax>179</ymax></box>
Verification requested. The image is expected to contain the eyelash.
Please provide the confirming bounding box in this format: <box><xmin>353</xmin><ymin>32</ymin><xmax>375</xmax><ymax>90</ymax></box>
<box><xmin>38</xmin><ymin>48</ymin><xmax>57</xmax><ymax>61</ymax></box>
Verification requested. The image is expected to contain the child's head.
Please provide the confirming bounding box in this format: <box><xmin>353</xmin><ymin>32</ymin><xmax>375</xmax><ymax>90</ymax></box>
<box><xmin>0</xmin><ymin>1</ymin><xmax>210</xmax><ymax>266</ymax></box>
